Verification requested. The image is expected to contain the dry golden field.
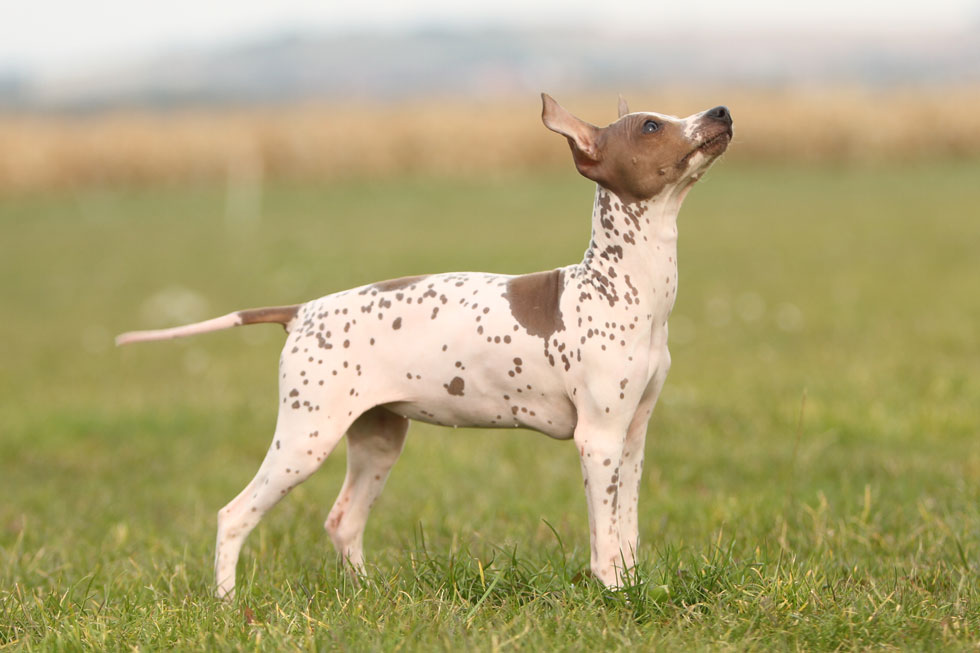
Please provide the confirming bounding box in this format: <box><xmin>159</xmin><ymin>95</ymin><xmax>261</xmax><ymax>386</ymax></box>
<box><xmin>2</xmin><ymin>85</ymin><xmax>979</xmax><ymax>192</ymax></box>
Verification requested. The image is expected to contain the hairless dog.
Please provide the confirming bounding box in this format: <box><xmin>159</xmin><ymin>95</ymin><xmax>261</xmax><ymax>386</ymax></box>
<box><xmin>118</xmin><ymin>94</ymin><xmax>733</xmax><ymax>598</ymax></box>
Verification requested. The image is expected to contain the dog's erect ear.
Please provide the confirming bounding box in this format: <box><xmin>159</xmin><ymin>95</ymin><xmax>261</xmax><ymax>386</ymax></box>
<box><xmin>617</xmin><ymin>95</ymin><xmax>630</xmax><ymax>118</ymax></box>
<box><xmin>541</xmin><ymin>93</ymin><xmax>601</xmax><ymax>166</ymax></box>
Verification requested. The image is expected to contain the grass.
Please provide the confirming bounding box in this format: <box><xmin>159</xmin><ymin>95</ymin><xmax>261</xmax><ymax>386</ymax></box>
<box><xmin>2</xmin><ymin>159</ymin><xmax>980</xmax><ymax>650</ymax></box>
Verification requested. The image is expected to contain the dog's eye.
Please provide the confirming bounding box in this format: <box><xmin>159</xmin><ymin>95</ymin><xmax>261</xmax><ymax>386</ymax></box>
<box><xmin>642</xmin><ymin>120</ymin><xmax>660</xmax><ymax>134</ymax></box>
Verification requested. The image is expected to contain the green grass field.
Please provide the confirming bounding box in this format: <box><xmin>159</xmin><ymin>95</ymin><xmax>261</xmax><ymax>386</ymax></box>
<box><xmin>2</xmin><ymin>160</ymin><xmax>980</xmax><ymax>650</ymax></box>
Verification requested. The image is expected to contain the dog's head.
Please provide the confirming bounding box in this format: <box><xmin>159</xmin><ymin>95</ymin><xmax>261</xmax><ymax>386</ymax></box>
<box><xmin>541</xmin><ymin>93</ymin><xmax>732</xmax><ymax>204</ymax></box>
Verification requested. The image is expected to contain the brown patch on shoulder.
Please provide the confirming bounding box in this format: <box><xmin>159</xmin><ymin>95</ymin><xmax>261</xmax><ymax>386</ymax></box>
<box><xmin>504</xmin><ymin>269</ymin><xmax>565</xmax><ymax>339</ymax></box>
<box><xmin>373</xmin><ymin>274</ymin><xmax>428</xmax><ymax>292</ymax></box>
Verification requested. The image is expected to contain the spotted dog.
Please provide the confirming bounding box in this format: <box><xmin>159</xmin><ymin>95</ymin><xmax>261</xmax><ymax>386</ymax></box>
<box><xmin>117</xmin><ymin>94</ymin><xmax>733</xmax><ymax>599</ymax></box>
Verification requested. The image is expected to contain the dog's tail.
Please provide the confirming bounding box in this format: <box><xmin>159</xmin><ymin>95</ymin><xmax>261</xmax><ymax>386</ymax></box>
<box><xmin>115</xmin><ymin>305</ymin><xmax>302</xmax><ymax>346</ymax></box>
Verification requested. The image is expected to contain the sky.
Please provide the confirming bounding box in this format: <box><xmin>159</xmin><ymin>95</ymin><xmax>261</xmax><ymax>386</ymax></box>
<box><xmin>2</xmin><ymin>0</ymin><xmax>979</xmax><ymax>75</ymax></box>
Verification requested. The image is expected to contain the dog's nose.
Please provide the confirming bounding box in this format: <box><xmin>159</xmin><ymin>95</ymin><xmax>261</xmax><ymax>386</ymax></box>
<box><xmin>706</xmin><ymin>106</ymin><xmax>732</xmax><ymax>126</ymax></box>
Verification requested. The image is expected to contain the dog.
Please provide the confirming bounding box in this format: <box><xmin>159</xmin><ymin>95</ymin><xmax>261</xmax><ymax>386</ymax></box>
<box><xmin>117</xmin><ymin>94</ymin><xmax>733</xmax><ymax>598</ymax></box>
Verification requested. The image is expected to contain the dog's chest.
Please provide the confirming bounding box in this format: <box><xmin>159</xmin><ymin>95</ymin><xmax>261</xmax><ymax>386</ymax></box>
<box><xmin>568</xmin><ymin>238</ymin><xmax>678</xmax><ymax>336</ymax></box>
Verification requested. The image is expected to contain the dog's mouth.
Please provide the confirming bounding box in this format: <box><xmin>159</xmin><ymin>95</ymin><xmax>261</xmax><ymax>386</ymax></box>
<box><xmin>696</xmin><ymin>128</ymin><xmax>733</xmax><ymax>155</ymax></box>
<box><xmin>677</xmin><ymin>128</ymin><xmax>732</xmax><ymax>167</ymax></box>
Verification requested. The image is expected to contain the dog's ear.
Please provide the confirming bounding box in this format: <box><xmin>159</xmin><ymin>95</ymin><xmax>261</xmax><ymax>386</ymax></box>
<box><xmin>541</xmin><ymin>93</ymin><xmax>602</xmax><ymax>173</ymax></box>
<box><xmin>617</xmin><ymin>95</ymin><xmax>630</xmax><ymax>118</ymax></box>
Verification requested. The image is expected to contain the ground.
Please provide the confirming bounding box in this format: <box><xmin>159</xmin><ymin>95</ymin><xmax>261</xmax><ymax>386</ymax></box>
<box><xmin>2</xmin><ymin>161</ymin><xmax>979</xmax><ymax>650</ymax></box>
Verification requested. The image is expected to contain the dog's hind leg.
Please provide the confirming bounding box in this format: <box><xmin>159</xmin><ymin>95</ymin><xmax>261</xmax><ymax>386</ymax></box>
<box><xmin>325</xmin><ymin>407</ymin><xmax>409</xmax><ymax>574</ymax></box>
<box><xmin>213</xmin><ymin>359</ymin><xmax>367</xmax><ymax>599</ymax></box>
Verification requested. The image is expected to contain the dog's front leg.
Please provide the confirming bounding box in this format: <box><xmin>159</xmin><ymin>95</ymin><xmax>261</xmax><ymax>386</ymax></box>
<box><xmin>618</xmin><ymin>351</ymin><xmax>671</xmax><ymax>571</ymax></box>
<box><xmin>574</xmin><ymin>418</ymin><xmax>630</xmax><ymax>587</ymax></box>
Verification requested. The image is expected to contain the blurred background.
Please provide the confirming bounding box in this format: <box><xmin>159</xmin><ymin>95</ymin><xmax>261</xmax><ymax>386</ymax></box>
<box><xmin>1</xmin><ymin>0</ymin><xmax>979</xmax><ymax>191</ymax></box>
<box><xmin>4</xmin><ymin>4</ymin><xmax>980</xmax><ymax>645</ymax></box>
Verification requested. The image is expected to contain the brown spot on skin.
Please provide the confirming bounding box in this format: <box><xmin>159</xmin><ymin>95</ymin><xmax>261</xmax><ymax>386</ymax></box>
<box><xmin>445</xmin><ymin>376</ymin><xmax>465</xmax><ymax>396</ymax></box>
<box><xmin>237</xmin><ymin>305</ymin><xmax>301</xmax><ymax>330</ymax></box>
<box><xmin>372</xmin><ymin>275</ymin><xmax>428</xmax><ymax>292</ymax></box>
<box><xmin>504</xmin><ymin>269</ymin><xmax>565</xmax><ymax>340</ymax></box>
<box><xmin>392</xmin><ymin>317</ymin><xmax>402</xmax><ymax>330</ymax></box>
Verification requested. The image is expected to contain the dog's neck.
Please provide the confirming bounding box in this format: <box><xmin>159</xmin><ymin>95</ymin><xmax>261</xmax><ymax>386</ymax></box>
<box><xmin>579</xmin><ymin>183</ymin><xmax>694</xmax><ymax>296</ymax></box>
